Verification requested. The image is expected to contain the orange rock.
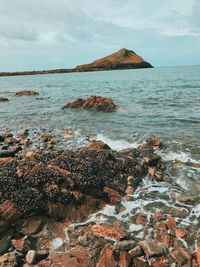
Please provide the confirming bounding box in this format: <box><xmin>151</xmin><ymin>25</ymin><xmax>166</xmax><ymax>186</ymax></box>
<box><xmin>63</xmin><ymin>134</ymin><xmax>73</xmax><ymax>139</ymax></box>
<box><xmin>91</xmin><ymin>225</ymin><xmax>128</xmax><ymax>241</ymax></box>
<box><xmin>63</xmin><ymin>127</ymin><xmax>73</xmax><ymax>131</ymax></box>
<box><xmin>119</xmin><ymin>251</ymin><xmax>131</xmax><ymax>267</ymax></box>
<box><xmin>125</xmin><ymin>185</ymin><xmax>134</xmax><ymax>194</ymax></box>
<box><xmin>96</xmin><ymin>245</ymin><xmax>117</xmax><ymax>267</ymax></box>
<box><xmin>135</xmin><ymin>213</ymin><xmax>147</xmax><ymax>225</ymax></box>
<box><xmin>104</xmin><ymin>187</ymin><xmax>121</xmax><ymax>204</ymax></box>
<box><xmin>148</xmin><ymin>167</ymin><xmax>155</xmax><ymax>176</ymax></box>
<box><xmin>196</xmin><ymin>247</ymin><xmax>200</xmax><ymax>265</ymax></box>
<box><xmin>26</xmin><ymin>151</ymin><xmax>39</xmax><ymax>158</ymax></box>
<box><xmin>175</xmin><ymin>228</ymin><xmax>186</xmax><ymax>238</ymax></box>
<box><xmin>14</xmin><ymin>90</ymin><xmax>38</xmax><ymax>96</ymax></box>
<box><xmin>0</xmin><ymin>200</ymin><xmax>19</xmax><ymax>221</ymax></box>
<box><xmin>166</xmin><ymin>217</ymin><xmax>176</xmax><ymax>232</ymax></box>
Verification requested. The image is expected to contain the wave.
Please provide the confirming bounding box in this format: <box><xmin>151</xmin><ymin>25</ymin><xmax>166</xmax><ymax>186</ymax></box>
<box><xmin>96</xmin><ymin>133</ymin><xmax>139</xmax><ymax>151</ymax></box>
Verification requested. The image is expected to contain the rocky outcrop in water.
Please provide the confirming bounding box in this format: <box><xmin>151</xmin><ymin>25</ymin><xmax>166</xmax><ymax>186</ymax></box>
<box><xmin>0</xmin><ymin>97</ymin><xmax>9</xmax><ymax>102</ymax></box>
<box><xmin>0</xmin><ymin>130</ymin><xmax>199</xmax><ymax>266</ymax></box>
<box><xmin>14</xmin><ymin>90</ymin><xmax>39</xmax><ymax>97</ymax></box>
<box><xmin>62</xmin><ymin>96</ymin><xmax>118</xmax><ymax>112</ymax></box>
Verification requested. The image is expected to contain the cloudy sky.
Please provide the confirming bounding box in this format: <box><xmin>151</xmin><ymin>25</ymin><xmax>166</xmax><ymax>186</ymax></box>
<box><xmin>0</xmin><ymin>0</ymin><xmax>199</xmax><ymax>71</ymax></box>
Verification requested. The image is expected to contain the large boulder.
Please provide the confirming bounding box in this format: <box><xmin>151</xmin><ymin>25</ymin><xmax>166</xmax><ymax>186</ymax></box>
<box><xmin>62</xmin><ymin>96</ymin><xmax>118</xmax><ymax>112</ymax></box>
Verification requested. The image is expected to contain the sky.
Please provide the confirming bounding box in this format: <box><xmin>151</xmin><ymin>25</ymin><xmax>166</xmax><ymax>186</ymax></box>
<box><xmin>0</xmin><ymin>0</ymin><xmax>200</xmax><ymax>71</ymax></box>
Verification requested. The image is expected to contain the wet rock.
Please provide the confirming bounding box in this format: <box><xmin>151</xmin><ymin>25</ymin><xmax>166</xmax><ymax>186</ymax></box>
<box><xmin>91</xmin><ymin>224</ymin><xmax>128</xmax><ymax>241</ymax></box>
<box><xmin>62</xmin><ymin>96</ymin><xmax>118</xmax><ymax>112</ymax></box>
<box><xmin>119</xmin><ymin>251</ymin><xmax>132</xmax><ymax>267</ymax></box>
<box><xmin>14</xmin><ymin>91</ymin><xmax>39</xmax><ymax>97</ymax></box>
<box><xmin>0</xmin><ymin>238</ymin><xmax>10</xmax><ymax>255</ymax></box>
<box><xmin>138</xmin><ymin>239</ymin><xmax>168</xmax><ymax>257</ymax></box>
<box><xmin>114</xmin><ymin>240</ymin><xmax>135</xmax><ymax>251</ymax></box>
<box><xmin>0</xmin><ymin>135</ymin><xmax>5</xmax><ymax>142</ymax></box>
<box><xmin>0</xmin><ymin>201</ymin><xmax>19</xmax><ymax>222</ymax></box>
<box><xmin>175</xmin><ymin>228</ymin><xmax>187</xmax><ymax>238</ymax></box>
<box><xmin>1</xmin><ymin>131</ymin><xmax>13</xmax><ymax>138</ymax></box>
<box><xmin>11</xmin><ymin>238</ymin><xmax>31</xmax><ymax>253</ymax></box>
<box><xmin>135</xmin><ymin>213</ymin><xmax>147</xmax><ymax>225</ymax></box>
<box><xmin>26</xmin><ymin>250</ymin><xmax>37</xmax><ymax>264</ymax></box>
<box><xmin>197</xmin><ymin>248</ymin><xmax>200</xmax><ymax>265</ymax></box>
<box><xmin>14</xmin><ymin>217</ymin><xmax>43</xmax><ymax>236</ymax></box>
<box><xmin>96</xmin><ymin>245</ymin><xmax>117</xmax><ymax>267</ymax></box>
<box><xmin>0</xmin><ymin>97</ymin><xmax>9</xmax><ymax>102</ymax></box>
<box><xmin>87</xmin><ymin>140</ymin><xmax>111</xmax><ymax>150</ymax></box>
<box><xmin>0</xmin><ymin>150</ymin><xmax>14</xmax><ymax>158</ymax></box>
<box><xmin>0</xmin><ymin>252</ymin><xmax>19</xmax><ymax>267</ymax></box>
<box><xmin>40</xmin><ymin>133</ymin><xmax>51</xmax><ymax>142</ymax></box>
<box><xmin>145</xmin><ymin>135</ymin><xmax>163</xmax><ymax>149</ymax></box>
<box><xmin>133</xmin><ymin>257</ymin><xmax>150</xmax><ymax>267</ymax></box>
<box><xmin>129</xmin><ymin>246</ymin><xmax>143</xmax><ymax>257</ymax></box>
<box><xmin>169</xmin><ymin>247</ymin><xmax>192</xmax><ymax>266</ymax></box>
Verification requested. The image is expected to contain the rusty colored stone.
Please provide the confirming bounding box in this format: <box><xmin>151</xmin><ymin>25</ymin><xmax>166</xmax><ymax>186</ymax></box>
<box><xmin>96</xmin><ymin>245</ymin><xmax>117</xmax><ymax>267</ymax></box>
<box><xmin>91</xmin><ymin>225</ymin><xmax>128</xmax><ymax>241</ymax></box>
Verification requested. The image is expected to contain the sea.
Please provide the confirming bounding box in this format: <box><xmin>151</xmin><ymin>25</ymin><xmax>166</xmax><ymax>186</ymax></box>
<box><xmin>0</xmin><ymin>65</ymin><xmax>200</xmax><ymax>200</ymax></box>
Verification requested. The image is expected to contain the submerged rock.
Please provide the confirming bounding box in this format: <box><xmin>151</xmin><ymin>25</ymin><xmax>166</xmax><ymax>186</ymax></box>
<box><xmin>14</xmin><ymin>90</ymin><xmax>39</xmax><ymax>96</ymax></box>
<box><xmin>0</xmin><ymin>97</ymin><xmax>9</xmax><ymax>102</ymax></box>
<box><xmin>62</xmin><ymin>95</ymin><xmax>118</xmax><ymax>112</ymax></box>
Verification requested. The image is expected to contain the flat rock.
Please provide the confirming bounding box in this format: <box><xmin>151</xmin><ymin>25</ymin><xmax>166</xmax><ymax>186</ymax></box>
<box><xmin>138</xmin><ymin>239</ymin><xmax>168</xmax><ymax>257</ymax></box>
<box><xmin>62</xmin><ymin>96</ymin><xmax>118</xmax><ymax>112</ymax></box>
<box><xmin>14</xmin><ymin>90</ymin><xmax>39</xmax><ymax>97</ymax></box>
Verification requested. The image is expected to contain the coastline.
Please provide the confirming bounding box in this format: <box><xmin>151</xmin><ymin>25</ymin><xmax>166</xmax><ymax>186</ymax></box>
<box><xmin>0</xmin><ymin>129</ymin><xmax>199</xmax><ymax>266</ymax></box>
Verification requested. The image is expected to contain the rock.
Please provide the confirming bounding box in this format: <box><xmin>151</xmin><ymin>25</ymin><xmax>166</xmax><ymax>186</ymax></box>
<box><xmin>197</xmin><ymin>248</ymin><xmax>200</xmax><ymax>265</ymax></box>
<box><xmin>0</xmin><ymin>252</ymin><xmax>18</xmax><ymax>267</ymax></box>
<box><xmin>133</xmin><ymin>257</ymin><xmax>150</xmax><ymax>267</ymax></box>
<box><xmin>169</xmin><ymin>247</ymin><xmax>192</xmax><ymax>266</ymax></box>
<box><xmin>91</xmin><ymin>225</ymin><xmax>128</xmax><ymax>241</ymax></box>
<box><xmin>0</xmin><ymin>97</ymin><xmax>9</xmax><ymax>102</ymax></box>
<box><xmin>129</xmin><ymin>246</ymin><xmax>143</xmax><ymax>258</ymax></box>
<box><xmin>0</xmin><ymin>238</ymin><xmax>10</xmax><ymax>255</ymax></box>
<box><xmin>1</xmin><ymin>131</ymin><xmax>13</xmax><ymax>138</ymax></box>
<box><xmin>77</xmin><ymin>236</ymin><xmax>89</xmax><ymax>247</ymax></box>
<box><xmin>62</xmin><ymin>96</ymin><xmax>118</xmax><ymax>112</ymax></box>
<box><xmin>145</xmin><ymin>135</ymin><xmax>163</xmax><ymax>149</ymax></box>
<box><xmin>63</xmin><ymin>134</ymin><xmax>73</xmax><ymax>139</ymax></box>
<box><xmin>0</xmin><ymin>135</ymin><xmax>5</xmax><ymax>142</ymax></box>
<box><xmin>40</xmin><ymin>132</ymin><xmax>51</xmax><ymax>142</ymax></box>
<box><xmin>96</xmin><ymin>245</ymin><xmax>117</xmax><ymax>267</ymax></box>
<box><xmin>166</xmin><ymin>217</ymin><xmax>176</xmax><ymax>232</ymax></box>
<box><xmin>14</xmin><ymin>90</ymin><xmax>39</xmax><ymax>96</ymax></box>
<box><xmin>14</xmin><ymin>217</ymin><xmax>43</xmax><ymax>236</ymax></box>
<box><xmin>26</xmin><ymin>250</ymin><xmax>37</xmax><ymax>264</ymax></box>
<box><xmin>11</xmin><ymin>238</ymin><xmax>31</xmax><ymax>253</ymax></box>
<box><xmin>103</xmin><ymin>187</ymin><xmax>121</xmax><ymax>204</ymax></box>
<box><xmin>114</xmin><ymin>240</ymin><xmax>135</xmax><ymax>251</ymax></box>
<box><xmin>119</xmin><ymin>251</ymin><xmax>132</xmax><ymax>267</ymax></box>
<box><xmin>175</xmin><ymin>228</ymin><xmax>186</xmax><ymax>238</ymax></box>
<box><xmin>138</xmin><ymin>239</ymin><xmax>168</xmax><ymax>257</ymax></box>
<box><xmin>135</xmin><ymin>213</ymin><xmax>147</xmax><ymax>225</ymax></box>
<box><xmin>0</xmin><ymin>201</ymin><xmax>19</xmax><ymax>222</ymax></box>
<box><xmin>87</xmin><ymin>140</ymin><xmax>111</xmax><ymax>150</ymax></box>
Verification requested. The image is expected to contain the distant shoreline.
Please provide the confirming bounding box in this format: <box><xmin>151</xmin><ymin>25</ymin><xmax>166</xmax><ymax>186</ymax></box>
<box><xmin>0</xmin><ymin>64</ymin><xmax>153</xmax><ymax>77</ymax></box>
<box><xmin>0</xmin><ymin>68</ymin><xmax>75</xmax><ymax>77</ymax></box>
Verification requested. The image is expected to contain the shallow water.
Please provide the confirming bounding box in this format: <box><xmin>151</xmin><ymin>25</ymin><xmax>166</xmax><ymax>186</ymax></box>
<box><xmin>0</xmin><ymin>66</ymin><xmax>200</xmax><ymax>196</ymax></box>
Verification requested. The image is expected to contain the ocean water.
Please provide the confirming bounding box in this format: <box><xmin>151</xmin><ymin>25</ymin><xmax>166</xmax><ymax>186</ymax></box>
<box><xmin>0</xmin><ymin>66</ymin><xmax>200</xmax><ymax>196</ymax></box>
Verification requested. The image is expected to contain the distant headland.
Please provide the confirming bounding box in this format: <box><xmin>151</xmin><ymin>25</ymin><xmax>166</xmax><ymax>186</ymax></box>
<box><xmin>0</xmin><ymin>48</ymin><xmax>153</xmax><ymax>77</ymax></box>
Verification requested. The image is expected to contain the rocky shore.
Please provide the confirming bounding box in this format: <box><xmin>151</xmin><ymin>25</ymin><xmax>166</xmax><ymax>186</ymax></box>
<box><xmin>0</xmin><ymin>129</ymin><xmax>199</xmax><ymax>266</ymax></box>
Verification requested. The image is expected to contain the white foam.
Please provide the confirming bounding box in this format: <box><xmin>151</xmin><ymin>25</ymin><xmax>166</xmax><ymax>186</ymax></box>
<box><xmin>51</xmin><ymin>238</ymin><xmax>64</xmax><ymax>250</ymax></box>
<box><xmin>96</xmin><ymin>133</ymin><xmax>138</xmax><ymax>151</ymax></box>
<box><xmin>157</xmin><ymin>150</ymin><xmax>200</xmax><ymax>164</ymax></box>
